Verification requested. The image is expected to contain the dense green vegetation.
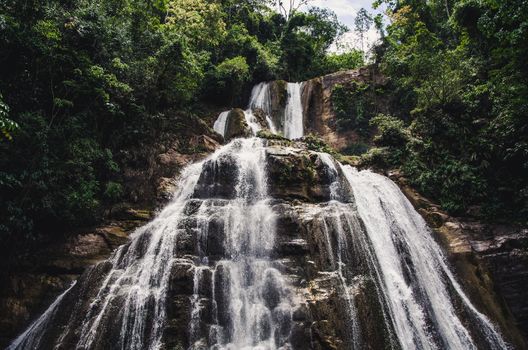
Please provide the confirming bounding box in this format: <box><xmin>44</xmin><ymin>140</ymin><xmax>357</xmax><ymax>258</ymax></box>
<box><xmin>365</xmin><ymin>0</ymin><xmax>528</xmax><ymax>221</ymax></box>
<box><xmin>0</xmin><ymin>0</ymin><xmax>362</xmax><ymax>256</ymax></box>
<box><xmin>2</xmin><ymin>0</ymin><xmax>526</xmax><ymax>260</ymax></box>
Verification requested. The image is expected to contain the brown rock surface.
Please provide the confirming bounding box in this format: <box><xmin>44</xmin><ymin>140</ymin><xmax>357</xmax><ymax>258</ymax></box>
<box><xmin>0</xmin><ymin>214</ymin><xmax>150</xmax><ymax>346</ymax></box>
<box><xmin>302</xmin><ymin>66</ymin><xmax>388</xmax><ymax>151</ymax></box>
<box><xmin>389</xmin><ymin>170</ymin><xmax>528</xmax><ymax>348</ymax></box>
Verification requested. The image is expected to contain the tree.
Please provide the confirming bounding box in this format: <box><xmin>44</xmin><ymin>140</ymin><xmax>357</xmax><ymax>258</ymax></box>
<box><xmin>368</xmin><ymin>0</ymin><xmax>528</xmax><ymax>222</ymax></box>
<box><xmin>208</xmin><ymin>56</ymin><xmax>250</xmax><ymax>104</ymax></box>
<box><xmin>276</xmin><ymin>0</ymin><xmax>312</xmax><ymax>20</ymax></box>
<box><xmin>354</xmin><ymin>8</ymin><xmax>373</xmax><ymax>58</ymax></box>
<box><xmin>0</xmin><ymin>94</ymin><xmax>18</xmax><ymax>141</ymax></box>
<box><xmin>280</xmin><ymin>7</ymin><xmax>347</xmax><ymax>80</ymax></box>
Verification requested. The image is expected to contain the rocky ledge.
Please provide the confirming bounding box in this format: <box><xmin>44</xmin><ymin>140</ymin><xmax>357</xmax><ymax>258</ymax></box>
<box><xmin>0</xmin><ymin>207</ymin><xmax>153</xmax><ymax>347</ymax></box>
<box><xmin>389</xmin><ymin>169</ymin><xmax>528</xmax><ymax>348</ymax></box>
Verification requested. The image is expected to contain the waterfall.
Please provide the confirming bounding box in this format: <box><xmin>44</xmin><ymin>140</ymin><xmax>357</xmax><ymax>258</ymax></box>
<box><xmin>7</xmin><ymin>282</ymin><xmax>77</xmax><ymax>350</ymax></box>
<box><xmin>8</xmin><ymin>140</ymin><xmax>510</xmax><ymax>350</ymax></box>
<box><xmin>187</xmin><ymin>138</ymin><xmax>297</xmax><ymax>349</ymax></box>
<box><xmin>213</xmin><ymin>111</ymin><xmax>230</xmax><ymax>137</ymax></box>
<box><xmin>283</xmin><ymin>82</ymin><xmax>304</xmax><ymax>139</ymax></box>
<box><xmin>247</xmin><ymin>82</ymin><xmax>277</xmax><ymax>134</ymax></box>
<box><xmin>9</xmin><ymin>138</ymin><xmax>298</xmax><ymax>350</ymax></box>
<box><xmin>341</xmin><ymin>166</ymin><xmax>510</xmax><ymax>350</ymax></box>
<box><xmin>213</xmin><ymin>81</ymin><xmax>304</xmax><ymax>139</ymax></box>
<box><xmin>248</xmin><ymin>82</ymin><xmax>272</xmax><ymax>116</ymax></box>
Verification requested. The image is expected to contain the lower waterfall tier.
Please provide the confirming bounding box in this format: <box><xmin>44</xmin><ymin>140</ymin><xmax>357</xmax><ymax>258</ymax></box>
<box><xmin>8</xmin><ymin>138</ymin><xmax>510</xmax><ymax>350</ymax></box>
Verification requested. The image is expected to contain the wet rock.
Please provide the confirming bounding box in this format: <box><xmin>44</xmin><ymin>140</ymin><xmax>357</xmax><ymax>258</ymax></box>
<box><xmin>168</xmin><ymin>259</ymin><xmax>195</xmax><ymax>295</ymax></box>
<box><xmin>157</xmin><ymin>176</ymin><xmax>178</xmax><ymax>201</ymax></box>
<box><xmin>302</xmin><ymin>67</ymin><xmax>389</xmax><ymax>151</ymax></box>
<box><xmin>267</xmin><ymin>80</ymin><xmax>288</xmax><ymax>130</ymax></box>
<box><xmin>224</xmin><ymin>108</ymin><xmax>250</xmax><ymax>141</ymax></box>
<box><xmin>189</xmin><ymin>134</ymin><xmax>221</xmax><ymax>153</ymax></box>
<box><xmin>193</xmin><ymin>153</ymin><xmax>239</xmax><ymax>199</ymax></box>
<box><xmin>252</xmin><ymin>108</ymin><xmax>270</xmax><ymax>130</ymax></box>
<box><xmin>266</xmin><ymin>148</ymin><xmax>335</xmax><ymax>202</ymax></box>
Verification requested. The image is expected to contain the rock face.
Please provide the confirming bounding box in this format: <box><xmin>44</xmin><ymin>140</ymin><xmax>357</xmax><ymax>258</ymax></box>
<box><xmin>223</xmin><ymin>108</ymin><xmax>251</xmax><ymax>141</ymax></box>
<box><xmin>301</xmin><ymin>66</ymin><xmax>389</xmax><ymax>150</ymax></box>
<box><xmin>389</xmin><ymin>170</ymin><xmax>528</xmax><ymax>348</ymax></box>
<box><xmin>5</xmin><ymin>139</ymin><xmax>522</xmax><ymax>350</ymax></box>
<box><xmin>122</xmin><ymin>112</ymin><xmax>222</xmax><ymax>206</ymax></box>
<box><xmin>266</xmin><ymin>80</ymin><xmax>288</xmax><ymax>130</ymax></box>
<box><xmin>0</xmin><ymin>209</ymin><xmax>151</xmax><ymax>347</ymax></box>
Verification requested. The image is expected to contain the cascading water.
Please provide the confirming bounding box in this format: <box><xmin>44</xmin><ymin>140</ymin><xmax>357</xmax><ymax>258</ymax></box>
<box><xmin>248</xmin><ymin>82</ymin><xmax>273</xmax><ymax>116</ymax></box>
<box><xmin>213</xmin><ymin>111</ymin><xmax>229</xmax><ymax>137</ymax></box>
<box><xmin>283</xmin><ymin>83</ymin><xmax>304</xmax><ymax>139</ymax></box>
<box><xmin>8</xmin><ymin>137</ymin><xmax>511</xmax><ymax>350</ymax></box>
<box><xmin>213</xmin><ymin>81</ymin><xmax>304</xmax><ymax>139</ymax></box>
<box><xmin>248</xmin><ymin>82</ymin><xmax>277</xmax><ymax>134</ymax></box>
<box><xmin>341</xmin><ymin>166</ymin><xmax>510</xmax><ymax>350</ymax></box>
<box><xmin>8</xmin><ymin>282</ymin><xmax>77</xmax><ymax>350</ymax></box>
<box><xmin>186</xmin><ymin>138</ymin><xmax>297</xmax><ymax>349</ymax></box>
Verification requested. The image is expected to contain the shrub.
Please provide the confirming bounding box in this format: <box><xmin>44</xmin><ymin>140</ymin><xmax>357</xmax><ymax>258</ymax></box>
<box><xmin>331</xmin><ymin>82</ymin><xmax>374</xmax><ymax>134</ymax></box>
<box><xmin>370</xmin><ymin>114</ymin><xmax>409</xmax><ymax>147</ymax></box>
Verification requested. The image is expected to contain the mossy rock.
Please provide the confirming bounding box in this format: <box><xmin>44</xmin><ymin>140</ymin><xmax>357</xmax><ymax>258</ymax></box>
<box><xmin>256</xmin><ymin>129</ymin><xmax>290</xmax><ymax>142</ymax></box>
<box><xmin>224</xmin><ymin>108</ymin><xmax>250</xmax><ymax>141</ymax></box>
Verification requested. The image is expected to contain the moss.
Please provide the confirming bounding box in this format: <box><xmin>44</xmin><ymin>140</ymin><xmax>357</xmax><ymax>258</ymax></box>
<box><xmin>301</xmin><ymin>155</ymin><xmax>317</xmax><ymax>184</ymax></box>
<box><xmin>358</xmin><ymin>147</ymin><xmax>391</xmax><ymax>169</ymax></box>
<box><xmin>256</xmin><ymin>129</ymin><xmax>290</xmax><ymax>142</ymax></box>
<box><xmin>275</xmin><ymin>80</ymin><xmax>288</xmax><ymax>107</ymax></box>
<box><xmin>302</xmin><ymin>134</ymin><xmax>335</xmax><ymax>154</ymax></box>
<box><xmin>276</xmin><ymin>160</ymin><xmax>295</xmax><ymax>185</ymax></box>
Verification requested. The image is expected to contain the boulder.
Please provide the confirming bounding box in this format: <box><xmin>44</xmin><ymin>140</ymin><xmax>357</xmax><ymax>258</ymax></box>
<box><xmin>224</xmin><ymin>108</ymin><xmax>250</xmax><ymax>141</ymax></box>
<box><xmin>189</xmin><ymin>134</ymin><xmax>221</xmax><ymax>153</ymax></box>
<box><xmin>301</xmin><ymin>66</ymin><xmax>389</xmax><ymax>151</ymax></box>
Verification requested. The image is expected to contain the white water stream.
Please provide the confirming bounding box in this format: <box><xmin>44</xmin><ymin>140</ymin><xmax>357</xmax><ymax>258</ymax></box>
<box><xmin>342</xmin><ymin>166</ymin><xmax>510</xmax><ymax>350</ymax></box>
<box><xmin>213</xmin><ymin>81</ymin><xmax>304</xmax><ymax>139</ymax></box>
<box><xmin>8</xmin><ymin>141</ymin><xmax>510</xmax><ymax>350</ymax></box>
<box><xmin>283</xmin><ymin>82</ymin><xmax>303</xmax><ymax>139</ymax></box>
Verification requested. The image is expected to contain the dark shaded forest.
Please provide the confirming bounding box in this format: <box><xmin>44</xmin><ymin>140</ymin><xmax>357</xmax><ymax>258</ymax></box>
<box><xmin>0</xmin><ymin>0</ymin><xmax>363</xmax><ymax>257</ymax></box>
<box><xmin>0</xmin><ymin>0</ymin><xmax>527</xmax><ymax>260</ymax></box>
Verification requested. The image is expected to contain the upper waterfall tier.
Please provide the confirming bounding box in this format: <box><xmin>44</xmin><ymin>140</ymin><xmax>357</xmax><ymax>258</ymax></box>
<box><xmin>214</xmin><ymin>81</ymin><xmax>305</xmax><ymax>141</ymax></box>
<box><xmin>9</xmin><ymin>138</ymin><xmax>510</xmax><ymax>350</ymax></box>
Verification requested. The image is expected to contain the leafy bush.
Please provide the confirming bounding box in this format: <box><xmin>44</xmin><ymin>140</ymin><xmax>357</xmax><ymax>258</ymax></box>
<box><xmin>404</xmin><ymin>155</ymin><xmax>486</xmax><ymax>214</ymax></box>
<box><xmin>0</xmin><ymin>94</ymin><xmax>18</xmax><ymax>141</ymax></box>
<box><xmin>341</xmin><ymin>142</ymin><xmax>370</xmax><ymax>156</ymax></box>
<box><xmin>331</xmin><ymin>82</ymin><xmax>374</xmax><ymax>134</ymax></box>
<box><xmin>359</xmin><ymin>147</ymin><xmax>391</xmax><ymax>169</ymax></box>
<box><xmin>370</xmin><ymin>114</ymin><xmax>409</xmax><ymax>147</ymax></box>
<box><xmin>207</xmin><ymin>56</ymin><xmax>250</xmax><ymax>104</ymax></box>
<box><xmin>316</xmin><ymin>51</ymin><xmax>364</xmax><ymax>75</ymax></box>
<box><xmin>302</xmin><ymin>134</ymin><xmax>335</xmax><ymax>154</ymax></box>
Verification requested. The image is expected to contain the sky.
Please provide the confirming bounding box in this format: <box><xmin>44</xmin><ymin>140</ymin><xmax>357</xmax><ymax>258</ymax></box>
<box><xmin>289</xmin><ymin>0</ymin><xmax>385</xmax><ymax>53</ymax></box>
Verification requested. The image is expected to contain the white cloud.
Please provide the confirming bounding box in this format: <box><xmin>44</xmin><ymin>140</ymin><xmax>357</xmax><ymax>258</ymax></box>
<box><xmin>302</xmin><ymin>0</ymin><xmax>383</xmax><ymax>54</ymax></box>
<box><xmin>276</xmin><ymin>0</ymin><xmax>383</xmax><ymax>55</ymax></box>
<box><xmin>309</xmin><ymin>0</ymin><xmax>359</xmax><ymax>20</ymax></box>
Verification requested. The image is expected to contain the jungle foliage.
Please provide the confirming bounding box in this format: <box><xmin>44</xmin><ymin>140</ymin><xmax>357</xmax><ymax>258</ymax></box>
<box><xmin>367</xmin><ymin>0</ymin><xmax>528</xmax><ymax>221</ymax></box>
<box><xmin>0</xmin><ymin>0</ymin><xmax>362</xmax><ymax>252</ymax></box>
